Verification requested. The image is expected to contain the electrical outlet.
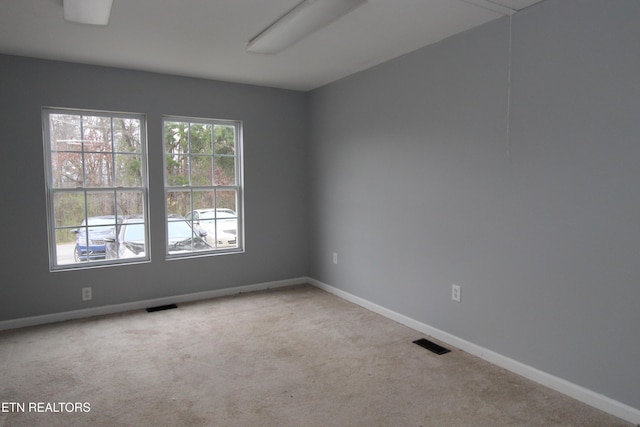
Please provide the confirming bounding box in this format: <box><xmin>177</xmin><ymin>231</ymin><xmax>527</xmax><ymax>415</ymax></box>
<box><xmin>451</xmin><ymin>284</ymin><xmax>461</xmax><ymax>302</ymax></box>
<box><xmin>82</xmin><ymin>287</ymin><xmax>92</xmax><ymax>301</ymax></box>
<box><xmin>333</xmin><ymin>252</ymin><xmax>338</xmax><ymax>265</ymax></box>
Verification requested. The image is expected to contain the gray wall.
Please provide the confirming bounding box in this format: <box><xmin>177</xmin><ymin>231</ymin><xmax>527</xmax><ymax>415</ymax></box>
<box><xmin>309</xmin><ymin>0</ymin><xmax>640</xmax><ymax>410</ymax></box>
<box><xmin>0</xmin><ymin>55</ymin><xmax>309</xmax><ymax>320</ymax></box>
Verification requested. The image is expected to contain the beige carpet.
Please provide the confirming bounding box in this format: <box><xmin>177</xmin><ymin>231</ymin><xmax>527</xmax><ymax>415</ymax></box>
<box><xmin>0</xmin><ymin>285</ymin><xmax>632</xmax><ymax>426</ymax></box>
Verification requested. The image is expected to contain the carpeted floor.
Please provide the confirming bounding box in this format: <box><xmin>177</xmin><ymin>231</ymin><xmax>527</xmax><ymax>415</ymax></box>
<box><xmin>0</xmin><ymin>285</ymin><xmax>633</xmax><ymax>426</ymax></box>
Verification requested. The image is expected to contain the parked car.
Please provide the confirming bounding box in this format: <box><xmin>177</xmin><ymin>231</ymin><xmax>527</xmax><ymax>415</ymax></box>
<box><xmin>104</xmin><ymin>217</ymin><xmax>211</xmax><ymax>259</ymax></box>
<box><xmin>185</xmin><ymin>209</ymin><xmax>237</xmax><ymax>247</ymax></box>
<box><xmin>72</xmin><ymin>216</ymin><xmax>121</xmax><ymax>262</ymax></box>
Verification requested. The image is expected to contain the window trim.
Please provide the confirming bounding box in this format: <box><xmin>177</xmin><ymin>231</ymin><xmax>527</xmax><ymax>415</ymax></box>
<box><xmin>42</xmin><ymin>107</ymin><xmax>150</xmax><ymax>271</ymax></box>
<box><xmin>162</xmin><ymin>115</ymin><xmax>244</xmax><ymax>259</ymax></box>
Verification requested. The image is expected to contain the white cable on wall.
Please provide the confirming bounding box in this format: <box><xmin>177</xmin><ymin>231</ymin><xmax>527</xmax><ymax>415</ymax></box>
<box><xmin>505</xmin><ymin>3</ymin><xmax>514</xmax><ymax>160</ymax></box>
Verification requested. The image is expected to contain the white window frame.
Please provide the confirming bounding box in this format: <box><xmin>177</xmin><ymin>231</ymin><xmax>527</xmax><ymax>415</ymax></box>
<box><xmin>163</xmin><ymin>116</ymin><xmax>244</xmax><ymax>259</ymax></box>
<box><xmin>43</xmin><ymin>107</ymin><xmax>150</xmax><ymax>270</ymax></box>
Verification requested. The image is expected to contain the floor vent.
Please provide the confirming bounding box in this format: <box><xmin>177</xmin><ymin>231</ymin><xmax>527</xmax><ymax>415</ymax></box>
<box><xmin>413</xmin><ymin>338</ymin><xmax>451</xmax><ymax>355</ymax></box>
<box><xmin>146</xmin><ymin>304</ymin><xmax>178</xmax><ymax>313</ymax></box>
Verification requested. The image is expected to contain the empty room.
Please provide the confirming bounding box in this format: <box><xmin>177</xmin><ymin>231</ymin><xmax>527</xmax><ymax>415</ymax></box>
<box><xmin>1</xmin><ymin>0</ymin><xmax>639</xmax><ymax>425</ymax></box>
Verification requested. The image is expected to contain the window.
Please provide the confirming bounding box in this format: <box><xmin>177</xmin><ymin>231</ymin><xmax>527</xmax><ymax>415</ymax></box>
<box><xmin>43</xmin><ymin>108</ymin><xmax>149</xmax><ymax>269</ymax></box>
<box><xmin>163</xmin><ymin>117</ymin><xmax>243</xmax><ymax>257</ymax></box>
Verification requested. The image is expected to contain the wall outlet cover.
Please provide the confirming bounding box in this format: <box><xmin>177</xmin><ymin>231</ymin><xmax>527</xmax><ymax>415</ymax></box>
<box><xmin>452</xmin><ymin>284</ymin><xmax>461</xmax><ymax>302</ymax></box>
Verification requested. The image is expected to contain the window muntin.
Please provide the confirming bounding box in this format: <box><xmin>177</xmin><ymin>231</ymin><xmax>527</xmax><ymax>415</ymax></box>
<box><xmin>163</xmin><ymin>118</ymin><xmax>242</xmax><ymax>257</ymax></box>
<box><xmin>44</xmin><ymin>108</ymin><xmax>149</xmax><ymax>269</ymax></box>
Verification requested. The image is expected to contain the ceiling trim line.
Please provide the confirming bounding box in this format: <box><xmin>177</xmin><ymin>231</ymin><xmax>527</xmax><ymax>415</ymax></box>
<box><xmin>459</xmin><ymin>0</ymin><xmax>516</xmax><ymax>16</ymax></box>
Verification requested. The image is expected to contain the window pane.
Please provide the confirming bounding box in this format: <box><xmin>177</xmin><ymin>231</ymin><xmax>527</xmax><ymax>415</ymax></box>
<box><xmin>193</xmin><ymin>190</ymin><xmax>215</xmax><ymax>210</ymax></box>
<box><xmin>53</xmin><ymin>192</ymin><xmax>85</xmax><ymax>228</ymax></box>
<box><xmin>50</xmin><ymin>114</ymin><xmax>82</xmax><ymax>151</ymax></box>
<box><xmin>167</xmin><ymin>217</ymin><xmax>211</xmax><ymax>254</ymax></box>
<box><xmin>214</xmin><ymin>125</ymin><xmax>235</xmax><ymax>155</ymax></box>
<box><xmin>83</xmin><ymin>116</ymin><xmax>113</xmax><ymax>152</ymax></box>
<box><xmin>191</xmin><ymin>155</ymin><xmax>213</xmax><ymax>186</ymax></box>
<box><xmin>123</xmin><ymin>221</ymin><xmax>146</xmax><ymax>242</ymax></box>
<box><xmin>165</xmin><ymin>153</ymin><xmax>188</xmax><ymax>186</ymax></box>
<box><xmin>117</xmin><ymin>190</ymin><xmax>144</xmax><ymax>218</ymax></box>
<box><xmin>69</xmin><ymin>214</ymin><xmax>119</xmax><ymax>264</ymax></box>
<box><xmin>166</xmin><ymin>191</ymin><xmax>215</xmax><ymax>254</ymax></box>
<box><xmin>216</xmin><ymin>189</ymin><xmax>237</xmax><ymax>214</ymax></box>
<box><xmin>167</xmin><ymin>190</ymin><xmax>191</xmax><ymax>218</ymax></box>
<box><xmin>191</xmin><ymin>123</ymin><xmax>212</xmax><ymax>154</ymax></box>
<box><xmin>164</xmin><ymin>121</ymin><xmax>188</xmax><ymax>153</ymax></box>
<box><xmin>116</xmin><ymin>154</ymin><xmax>143</xmax><ymax>187</ymax></box>
<box><xmin>214</xmin><ymin>156</ymin><xmax>236</xmax><ymax>185</ymax></box>
<box><xmin>55</xmin><ymin>229</ymin><xmax>77</xmax><ymax>266</ymax></box>
<box><xmin>51</xmin><ymin>152</ymin><xmax>83</xmax><ymax>188</ymax></box>
<box><xmin>115</xmin><ymin>219</ymin><xmax>147</xmax><ymax>259</ymax></box>
<box><xmin>215</xmin><ymin>189</ymin><xmax>238</xmax><ymax>248</ymax></box>
<box><xmin>83</xmin><ymin>152</ymin><xmax>114</xmax><ymax>187</ymax></box>
<box><xmin>87</xmin><ymin>191</ymin><xmax>115</xmax><ymax>218</ymax></box>
<box><xmin>114</xmin><ymin>118</ymin><xmax>141</xmax><ymax>153</ymax></box>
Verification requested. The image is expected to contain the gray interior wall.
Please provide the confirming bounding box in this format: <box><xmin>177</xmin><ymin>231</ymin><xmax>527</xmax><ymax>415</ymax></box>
<box><xmin>309</xmin><ymin>0</ymin><xmax>640</xmax><ymax>410</ymax></box>
<box><xmin>0</xmin><ymin>55</ymin><xmax>309</xmax><ymax>321</ymax></box>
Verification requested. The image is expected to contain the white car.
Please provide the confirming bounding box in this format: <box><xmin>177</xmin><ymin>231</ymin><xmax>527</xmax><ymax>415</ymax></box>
<box><xmin>185</xmin><ymin>209</ymin><xmax>237</xmax><ymax>247</ymax></box>
<box><xmin>105</xmin><ymin>217</ymin><xmax>211</xmax><ymax>259</ymax></box>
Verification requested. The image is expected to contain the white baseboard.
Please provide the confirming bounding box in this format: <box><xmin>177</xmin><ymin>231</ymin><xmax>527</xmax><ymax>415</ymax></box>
<box><xmin>0</xmin><ymin>277</ymin><xmax>307</xmax><ymax>332</ymax></box>
<box><xmin>307</xmin><ymin>277</ymin><xmax>640</xmax><ymax>425</ymax></box>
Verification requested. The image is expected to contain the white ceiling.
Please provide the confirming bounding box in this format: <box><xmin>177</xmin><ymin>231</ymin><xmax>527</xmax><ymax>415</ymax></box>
<box><xmin>0</xmin><ymin>0</ymin><xmax>544</xmax><ymax>91</ymax></box>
